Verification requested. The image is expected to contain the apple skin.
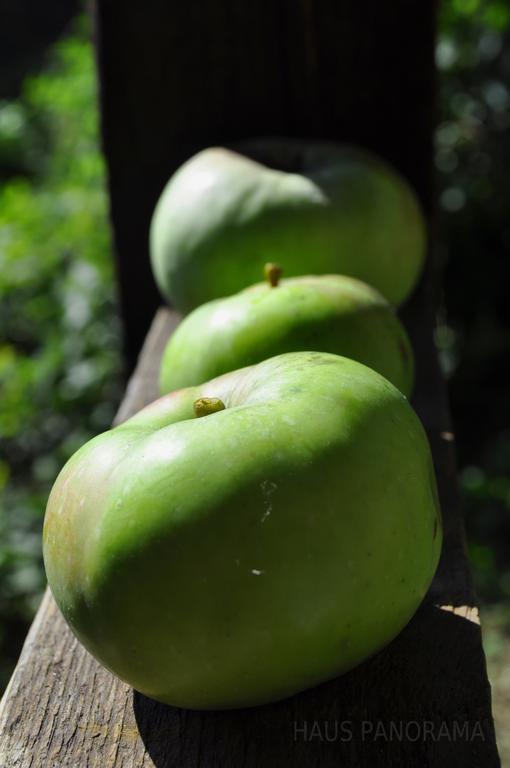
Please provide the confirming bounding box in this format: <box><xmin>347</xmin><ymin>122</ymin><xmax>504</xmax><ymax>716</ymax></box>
<box><xmin>43</xmin><ymin>351</ymin><xmax>441</xmax><ymax>710</ymax></box>
<box><xmin>150</xmin><ymin>144</ymin><xmax>426</xmax><ymax>312</ymax></box>
<box><xmin>160</xmin><ymin>273</ymin><xmax>414</xmax><ymax>396</ymax></box>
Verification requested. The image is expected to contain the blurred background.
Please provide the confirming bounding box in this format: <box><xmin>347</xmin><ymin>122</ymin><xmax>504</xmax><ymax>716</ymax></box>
<box><xmin>0</xmin><ymin>0</ymin><xmax>509</xmax><ymax>758</ymax></box>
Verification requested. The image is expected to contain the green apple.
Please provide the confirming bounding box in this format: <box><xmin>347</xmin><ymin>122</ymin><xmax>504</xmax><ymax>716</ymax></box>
<box><xmin>160</xmin><ymin>268</ymin><xmax>414</xmax><ymax>396</ymax></box>
<box><xmin>150</xmin><ymin>143</ymin><xmax>426</xmax><ymax>312</ymax></box>
<box><xmin>43</xmin><ymin>351</ymin><xmax>441</xmax><ymax>710</ymax></box>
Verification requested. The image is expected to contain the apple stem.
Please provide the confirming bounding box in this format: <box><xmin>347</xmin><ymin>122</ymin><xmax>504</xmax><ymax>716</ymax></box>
<box><xmin>264</xmin><ymin>262</ymin><xmax>283</xmax><ymax>288</ymax></box>
<box><xmin>194</xmin><ymin>397</ymin><xmax>226</xmax><ymax>418</ymax></box>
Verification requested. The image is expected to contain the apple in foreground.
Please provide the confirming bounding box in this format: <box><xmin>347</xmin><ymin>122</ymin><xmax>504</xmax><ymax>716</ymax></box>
<box><xmin>160</xmin><ymin>267</ymin><xmax>414</xmax><ymax>396</ymax></box>
<box><xmin>43</xmin><ymin>351</ymin><xmax>441</xmax><ymax>710</ymax></box>
<box><xmin>150</xmin><ymin>142</ymin><xmax>426</xmax><ymax>312</ymax></box>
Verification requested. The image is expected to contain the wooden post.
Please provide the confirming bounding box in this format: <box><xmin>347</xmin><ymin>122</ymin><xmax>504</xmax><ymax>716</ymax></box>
<box><xmin>94</xmin><ymin>0</ymin><xmax>437</xmax><ymax>370</ymax></box>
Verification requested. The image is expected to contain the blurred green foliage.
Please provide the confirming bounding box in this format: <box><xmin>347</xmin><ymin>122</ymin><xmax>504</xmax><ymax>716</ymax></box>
<box><xmin>0</xmin><ymin>18</ymin><xmax>122</xmax><ymax>688</ymax></box>
<box><xmin>435</xmin><ymin>1</ymin><xmax>510</xmax><ymax>616</ymax></box>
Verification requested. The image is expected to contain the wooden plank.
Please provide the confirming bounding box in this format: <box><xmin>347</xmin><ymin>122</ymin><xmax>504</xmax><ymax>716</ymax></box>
<box><xmin>0</xmin><ymin>307</ymin><xmax>500</xmax><ymax>767</ymax></box>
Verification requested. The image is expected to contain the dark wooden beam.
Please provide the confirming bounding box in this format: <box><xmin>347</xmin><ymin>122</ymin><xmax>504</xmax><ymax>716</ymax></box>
<box><xmin>93</xmin><ymin>0</ymin><xmax>437</xmax><ymax>370</ymax></box>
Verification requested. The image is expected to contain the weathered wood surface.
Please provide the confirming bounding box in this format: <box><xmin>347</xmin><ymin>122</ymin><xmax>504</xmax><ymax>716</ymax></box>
<box><xmin>0</xmin><ymin>306</ymin><xmax>500</xmax><ymax>767</ymax></box>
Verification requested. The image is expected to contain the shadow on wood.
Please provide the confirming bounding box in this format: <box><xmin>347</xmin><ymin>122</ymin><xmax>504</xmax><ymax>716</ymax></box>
<box><xmin>132</xmin><ymin>605</ymin><xmax>495</xmax><ymax>767</ymax></box>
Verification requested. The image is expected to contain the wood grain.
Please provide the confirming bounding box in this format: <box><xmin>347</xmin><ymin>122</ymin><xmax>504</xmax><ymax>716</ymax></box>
<box><xmin>0</xmin><ymin>307</ymin><xmax>500</xmax><ymax>767</ymax></box>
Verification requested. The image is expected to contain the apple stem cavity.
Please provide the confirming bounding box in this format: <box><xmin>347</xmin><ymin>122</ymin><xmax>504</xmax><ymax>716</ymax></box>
<box><xmin>264</xmin><ymin>262</ymin><xmax>283</xmax><ymax>288</ymax></box>
<box><xmin>193</xmin><ymin>397</ymin><xmax>226</xmax><ymax>418</ymax></box>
